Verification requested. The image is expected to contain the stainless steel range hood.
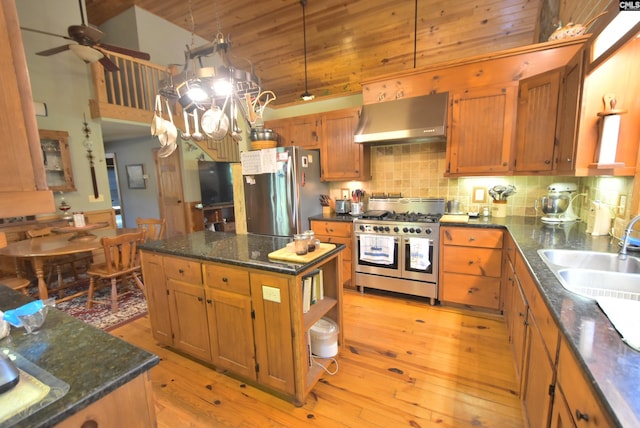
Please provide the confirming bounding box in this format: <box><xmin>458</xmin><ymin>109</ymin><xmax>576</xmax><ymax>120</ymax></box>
<box><xmin>354</xmin><ymin>92</ymin><xmax>449</xmax><ymax>145</ymax></box>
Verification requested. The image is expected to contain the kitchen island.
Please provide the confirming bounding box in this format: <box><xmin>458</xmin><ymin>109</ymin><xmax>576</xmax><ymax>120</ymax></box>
<box><xmin>138</xmin><ymin>231</ymin><xmax>345</xmax><ymax>406</ymax></box>
<box><xmin>441</xmin><ymin>215</ymin><xmax>640</xmax><ymax>428</ymax></box>
<box><xmin>0</xmin><ymin>285</ymin><xmax>159</xmax><ymax>427</ymax></box>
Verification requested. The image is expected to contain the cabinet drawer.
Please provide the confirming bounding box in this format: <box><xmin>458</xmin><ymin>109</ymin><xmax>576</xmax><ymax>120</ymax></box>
<box><xmin>557</xmin><ymin>340</ymin><xmax>614</xmax><ymax>428</ymax></box>
<box><xmin>315</xmin><ymin>235</ymin><xmax>352</xmax><ymax>261</ymax></box>
<box><xmin>441</xmin><ymin>272</ymin><xmax>501</xmax><ymax>309</ymax></box>
<box><xmin>164</xmin><ymin>256</ymin><xmax>202</xmax><ymax>284</ymax></box>
<box><xmin>203</xmin><ymin>263</ymin><xmax>250</xmax><ymax>296</ymax></box>
<box><xmin>310</xmin><ymin>220</ymin><xmax>352</xmax><ymax>238</ymax></box>
<box><xmin>442</xmin><ymin>227</ymin><xmax>503</xmax><ymax>248</ymax></box>
<box><xmin>442</xmin><ymin>246</ymin><xmax>502</xmax><ymax>277</ymax></box>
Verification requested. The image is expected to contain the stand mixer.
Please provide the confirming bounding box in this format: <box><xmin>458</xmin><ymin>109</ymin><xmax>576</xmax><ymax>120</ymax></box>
<box><xmin>538</xmin><ymin>183</ymin><xmax>581</xmax><ymax>225</ymax></box>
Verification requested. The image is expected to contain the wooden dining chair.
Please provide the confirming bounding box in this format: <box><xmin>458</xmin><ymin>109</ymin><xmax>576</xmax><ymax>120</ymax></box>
<box><xmin>86</xmin><ymin>231</ymin><xmax>146</xmax><ymax>312</ymax></box>
<box><xmin>0</xmin><ymin>232</ymin><xmax>30</xmax><ymax>295</ymax></box>
<box><xmin>136</xmin><ymin>217</ymin><xmax>166</xmax><ymax>241</ymax></box>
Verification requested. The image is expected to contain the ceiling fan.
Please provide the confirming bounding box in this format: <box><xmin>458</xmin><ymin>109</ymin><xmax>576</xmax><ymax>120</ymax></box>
<box><xmin>20</xmin><ymin>0</ymin><xmax>150</xmax><ymax>72</ymax></box>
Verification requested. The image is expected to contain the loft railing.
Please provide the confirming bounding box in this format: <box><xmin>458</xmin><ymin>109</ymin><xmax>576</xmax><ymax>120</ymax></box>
<box><xmin>88</xmin><ymin>51</ymin><xmax>239</xmax><ymax>162</ymax></box>
<box><xmin>88</xmin><ymin>51</ymin><xmax>172</xmax><ymax>126</ymax></box>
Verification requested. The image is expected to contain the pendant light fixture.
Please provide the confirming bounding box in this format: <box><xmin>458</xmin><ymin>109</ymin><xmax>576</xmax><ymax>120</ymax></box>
<box><xmin>300</xmin><ymin>0</ymin><xmax>315</xmax><ymax>101</ymax></box>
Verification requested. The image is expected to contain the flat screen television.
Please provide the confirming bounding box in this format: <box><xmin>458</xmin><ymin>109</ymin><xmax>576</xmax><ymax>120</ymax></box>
<box><xmin>198</xmin><ymin>161</ymin><xmax>234</xmax><ymax>206</ymax></box>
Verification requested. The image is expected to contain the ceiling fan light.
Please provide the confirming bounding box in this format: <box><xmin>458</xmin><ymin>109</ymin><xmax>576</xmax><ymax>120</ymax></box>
<box><xmin>301</xmin><ymin>91</ymin><xmax>315</xmax><ymax>101</ymax></box>
<box><xmin>69</xmin><ymin>44</ymin><xmax>103</xmax><ymax>63</ymax></box>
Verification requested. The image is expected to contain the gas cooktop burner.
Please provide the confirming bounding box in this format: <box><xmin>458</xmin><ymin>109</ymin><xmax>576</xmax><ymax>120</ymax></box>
<box><xmin>360</xmin><ymin>210</ymin><xmax>391</xmax><ymax>220</ymax></box>
<box><xmin>387</xmin><ymin>212</ymin><xmax>442</xmax><ymax>223</ymax></box>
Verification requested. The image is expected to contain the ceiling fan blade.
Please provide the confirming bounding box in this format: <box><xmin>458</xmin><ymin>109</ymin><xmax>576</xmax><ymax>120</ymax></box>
<box><xmin>99</xmin><ymin>43</ymin><xmax>150</xmax><ymax>61</ymax></box>
<box><xmin>20</xmin><ymin>26</ymin><xmax>74</xmax><ymax>41</ymax></box>
<box><xmin>96</xmin><ymin>51</ymin><xmax>120</xmax><ymax>72</ymax></box>
<box><xmin>36</xmin><ymin>45</ymin><xmax>71</xmax><ymax>56</ymax></box>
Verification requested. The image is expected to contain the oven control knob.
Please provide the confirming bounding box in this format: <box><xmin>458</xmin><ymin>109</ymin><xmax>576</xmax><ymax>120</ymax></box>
<box><xmin>425</xmin><ymin>228</ymin><xmax>432</xmax><ymax>235</ymax></box>
<box><xmin>359</xmin><ymin>225</ymin><xmax>365</xmax><ymax>231</ymax></box>
<box><xmin>373</xmin><ymin>226</ymin><xmax>378</xmax><ymax>232</ymax></box>
<box><xmin>409</xmin><ymin>227</ymin><xmax>415</xmax><ymax>233</ymax></box>
<box><xmin>393</xmin><ymin>227</ymin><xmax>399</xmax><ymax>233</ymax></box>
<box><xmin>402</xmin><ymin>227</ymin><xmax>409</xmax><ymax>233</ymax></box>
<box><xmin>384</xmin><ymin>226</ymin><xmax>390</xmax><ymax>232</ymax></box>
<box><xmin>416</xmin><ymin>228</ymin><xmax>422</xmax><ymax>234</ymax></box>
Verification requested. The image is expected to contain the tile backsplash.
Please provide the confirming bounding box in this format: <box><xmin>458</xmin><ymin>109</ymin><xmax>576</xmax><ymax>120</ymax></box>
<box><xmin>329</xmin><ymin>142</ymin><xmax>634</xmax><ymax>221</ymax></box>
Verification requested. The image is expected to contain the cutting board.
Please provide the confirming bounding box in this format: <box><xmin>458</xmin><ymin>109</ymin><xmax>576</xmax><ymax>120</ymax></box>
<box><xmin>268</xmin><ymin>243</ymin><xmax>336</xmax><ymax>263</ymax></box>
<box><xmin>440</xmin><ymin>214</ymin><xmax>469</xmax><ymax>223</ymax></box>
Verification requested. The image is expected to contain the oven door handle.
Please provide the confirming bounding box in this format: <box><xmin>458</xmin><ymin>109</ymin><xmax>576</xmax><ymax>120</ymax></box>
<box><xmin>355</xmin><ymin>234</ymin><xmax>399</xmax><ymax>243</ymax></box>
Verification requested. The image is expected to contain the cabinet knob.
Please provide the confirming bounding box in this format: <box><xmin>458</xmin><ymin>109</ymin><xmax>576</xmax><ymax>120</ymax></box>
<box><xmin>469</xmin><ymin>236</ymin><xmax>476</xmax><ymax>241</ymax></box>
<box><xmin>198</xmin><ymin>297</ymin><xmax>203</xmax><ymax>302</ymax></box>
<box><xmin>80</xmin><ymin>420</ymin><xmax>98</xmax><ymax>428</ymax></box>
<box><xmin>575</xmin><ymin>410</ymin><xmax>590</xmax><ymax>421</ymax></box>
<box><xmin>178</xmin><ymin>269</ymin><xmax>184</xmax><ymax>274</ymax></box>
<box><xmin>222</xmin><ymin>277</ymin><xmax>228</xmax><ymax>282</ymax></box>
<box><xmin>566</xmin><ymin>158</ymin><xmax>572</xmax><ymax>162</ymax></box>
<box><xmin>544</xmin><ymin>160</ymin><xmax>551</xmax><ymax>164</ymax></box>
<box><xmin>468</xmin><ymin>260</ymin><xmax>475</xmax><ymax>265</ymax></box>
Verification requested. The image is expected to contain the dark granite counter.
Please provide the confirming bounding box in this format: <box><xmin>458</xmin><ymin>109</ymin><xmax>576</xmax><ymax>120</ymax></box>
<box><xmin>309</xmin><ymin>213</ymin><xmax>358</xmax><ymax>223</ymax></box>
<box><xmin>442</xmin><ymin>216</ymin><xmax>639</xmax><ymax>428</ymax></box>
<box><xmin>0</xmin><ymin>286</ymin><xmax>159</xmax><ymax>427</ymax></box>
<box><xmin>139</xmin><ymin>231</ymin><xmax>346</xmax><ymax>275</ymax></box>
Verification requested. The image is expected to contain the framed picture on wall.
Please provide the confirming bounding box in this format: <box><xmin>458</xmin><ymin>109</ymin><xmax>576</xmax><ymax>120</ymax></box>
<box><xmin>126</xmin><ymin>164</ymin><xmax>146</xmax><ymax>189</ymax></box>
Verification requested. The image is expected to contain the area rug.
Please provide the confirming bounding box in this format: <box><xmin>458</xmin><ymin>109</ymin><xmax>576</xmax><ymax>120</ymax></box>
<box><xmin>27</xmin><ymin>278</ymin><xmax>148</xmax><ymax>331</ymax></box>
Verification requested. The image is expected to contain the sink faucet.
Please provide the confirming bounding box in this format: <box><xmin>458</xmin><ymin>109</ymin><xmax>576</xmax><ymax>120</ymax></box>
<box><xmin>619</xmin><ymin>214</ymin><xmax>640</xmax><ymax>260</ymax></box>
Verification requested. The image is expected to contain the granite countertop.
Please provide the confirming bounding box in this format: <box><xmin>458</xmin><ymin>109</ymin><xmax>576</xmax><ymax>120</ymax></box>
<box><xmin>309</xmin><ymin>213</ymin><xmax>358</xmax><ymax>223</ymax></box>
<box><xmin>139</xmin><ymin>231</ymin><xmax>346</xmax><ymax>275</ymax></box>
<box><xmin>443</xmin><ymin>216</ymin><xmax>639</xmax><ymax>428</ymax></box>
<box><xmin>0</xmin><ymin>286</ymin><xmax>159</xmax><ymax>427</ymax></box>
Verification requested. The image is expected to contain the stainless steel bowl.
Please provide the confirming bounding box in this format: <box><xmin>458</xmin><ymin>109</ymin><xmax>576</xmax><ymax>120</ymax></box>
<box><xmin>249</xmin><ymin>128</ymin><xmax>278</xmax><ymax>141</ymax></box>
<box><xmin>540</xmin><ymin>194</ymin><xmax>569</xmax><ymax>214</ymax></box>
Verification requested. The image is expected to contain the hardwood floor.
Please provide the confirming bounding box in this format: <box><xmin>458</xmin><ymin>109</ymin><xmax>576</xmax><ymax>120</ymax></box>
<box><xmin>110</xmin><ymin>290</ymin><xmax>525</xmax><ymax>427</ymax></box>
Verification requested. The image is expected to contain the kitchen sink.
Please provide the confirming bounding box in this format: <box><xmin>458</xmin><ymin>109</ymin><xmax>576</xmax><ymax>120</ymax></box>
<box><xmin>556</xmin><ymin>269</ymin><xmax>640</xmax><ymax>301</ymax></box>
<box><xmin>538</xmin><ymin>249</ymin><xmax>640</xmax><ymax>274</ymax></box>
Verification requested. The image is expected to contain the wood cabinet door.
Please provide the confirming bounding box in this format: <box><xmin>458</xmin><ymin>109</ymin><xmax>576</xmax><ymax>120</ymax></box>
<box><xmin>250</xmin><ymin>272</ymin><xmax>295</xmax><ymax>395</ymax></box>
<box><xmin>167</xmin><ymin>278</ymin><xmax>212</xmax><ymax>362</ymax></box>
<box><xmin>265</xmin><ymin>117</ymin><xmax>292</xmax><ymax>146</ymax></box>
<box><xmin>140</xmin><ymin>252</ymin><xmax>173</xmax><ymax>345</ymax></box>
<box><xmin>321</xmin><ymin>108</ymin><xmax>371</xmax><ymax>181</ymax></box>
<box><xmin>206</xmin><ymin>287</ymin><xmax>256</xmax><ymax>380</ymax></box>
<box><xmin>509</xmin><ymin>278</ymin><xmax>528</xmax><ymax>390</ymax></box>
<box><xmin>289</xmin><ymin>116</ymin><xmax>320</xmax><ymax>149</ymax></box>
<box><xmin>557</xmin><ymin>340</ymin><xmax>615</xmax><ymax>428</ymax></box>
<box><xmin>514</xmin><ymin>69</ymin><xmax>561</xmax><ymax>173</ymax></box>
<box><xmin>550</xmin><ymin>389</ymin><xmax>578</xmax><ymax>428</ymax></box>
<box><xmin>522</xmin><ymin>319</ymin><xmax>555</xmax><ymax>428</ymax></box>
<box><xmin>448</xmin><ymin>85</ymin><xmax>517</xmax><ymax>175</ymax></box>
<box><xmin>554</xmin><ymin>50</ymin><xmax>584</xmax><ymax>174</ymax></box>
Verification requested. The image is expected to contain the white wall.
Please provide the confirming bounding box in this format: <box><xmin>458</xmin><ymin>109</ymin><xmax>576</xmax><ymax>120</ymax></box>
<box><xmin>17</xmin><ymin>0</ymin><xmax>112</xmax><ymax>215</ymax></box>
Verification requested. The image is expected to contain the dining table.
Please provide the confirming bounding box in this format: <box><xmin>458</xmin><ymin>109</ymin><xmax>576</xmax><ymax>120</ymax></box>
<box><xmin>0</xmin><ymin>227</ymin><xmax>138</xmax><ymax>301</ymax></box>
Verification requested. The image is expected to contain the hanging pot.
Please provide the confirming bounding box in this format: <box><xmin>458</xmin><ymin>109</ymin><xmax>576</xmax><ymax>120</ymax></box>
<box><xmin>202</xmin><ymin>95</ymin><xmax>230</xmax><ymax>140</ymax></box>
<box><xmin>163</xmin><ymin>99</ymin><xmax>178</xmax><ymax>146</ymax></box>
<box><xmin>150</xmin><ymin>95</ymin><xmax>167</xmax><ymax>136</ymax></box>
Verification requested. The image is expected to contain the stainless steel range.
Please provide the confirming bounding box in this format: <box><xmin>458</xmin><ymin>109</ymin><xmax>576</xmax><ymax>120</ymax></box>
<box><xmin>354</xmin><ymin>197</ymin><xmax>445</xmax><ymax>304</ymax></box>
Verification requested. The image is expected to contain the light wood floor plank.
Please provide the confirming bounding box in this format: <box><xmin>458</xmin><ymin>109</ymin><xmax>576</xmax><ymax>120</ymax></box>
<box><xmin>111</xmin><ymin>289</ymin><xmax>525</xmax><ymax>427</ymax></box>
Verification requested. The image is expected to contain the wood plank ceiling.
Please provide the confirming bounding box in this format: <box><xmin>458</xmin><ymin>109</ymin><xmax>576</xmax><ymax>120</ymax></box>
<box><xmin>84</xmin><ymin>0</ymin><xmax>605</xmax><ymax>106</ymax></box>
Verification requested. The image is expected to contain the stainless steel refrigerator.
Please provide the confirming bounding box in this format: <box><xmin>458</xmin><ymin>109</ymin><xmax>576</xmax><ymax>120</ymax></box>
<box><xmin>243</xmin><ymin>146</ymin><xmax>328</xmax><ymax>237</ymax></box>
